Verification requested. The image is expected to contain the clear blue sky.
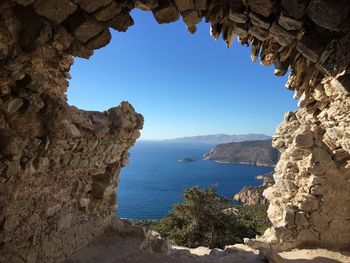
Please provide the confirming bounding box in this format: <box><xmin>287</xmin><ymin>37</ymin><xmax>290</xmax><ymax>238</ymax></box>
<box><xmin>67</xmin><ymin>9</ymin><xmax>297</xmax><ymax>140</ymax></box>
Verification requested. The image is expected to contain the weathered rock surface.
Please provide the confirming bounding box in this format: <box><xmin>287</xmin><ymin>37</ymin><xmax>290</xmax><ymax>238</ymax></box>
<box><xmin>1</xmin><ymin>0</ymin><xmax>350</xmax><ymax>261</ymax></box>
<box><xmin>0</xmin><ymin>97</ymin><xmax>143</xmax><ymax>262</ymax></box>
<box><xmin>234</xmin><ymin>173</ymin><xmax>274</xmax><ymax>205</ymax></box>
<box><xmin>251</xmin><ymin>74</ymin><xmax>350</xmax><ymax>251</ymax></box>
<box><xmin>167</xmin><ymin>133</ymin><xmax>271</xmax><ymax>144</ymax></box>
<box><xmin>66</xmin><ymin>217</ymin><xmax>350</xmax><ymax>263</ymax></box>
<box><xmin>204</xmin><ymin>140</ymin><xmax>279</xmax><ymax>167</ymax></box>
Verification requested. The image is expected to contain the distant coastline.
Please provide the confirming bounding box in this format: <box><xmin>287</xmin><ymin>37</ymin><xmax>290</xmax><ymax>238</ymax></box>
<box><xmin>164</xmin><ymin>133</ymin><xmax>272</xmax><ymax>145</ymax></box>
<box><xmin>203</xmin><ymin>139</ymin><xmax>279</xmax><ymax>167</ymax></box>
<box><xmin>118</xmin><ymin>141</ymin><xmax>274</xmax><ymax>219</ymax></box>
<box><xmin>211</xmin><ymin>160</ymin><xmax>275</xmax><ymax>167</ymax></box>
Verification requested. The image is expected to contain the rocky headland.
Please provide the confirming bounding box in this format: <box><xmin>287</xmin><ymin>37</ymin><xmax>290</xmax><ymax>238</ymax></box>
<box><xmin>203</xmin><ymin>140</ymin><xmax>279</xmax><ymax>167</ymax></box>
<box><xmin>234</xmin><ymin>173</ymin><xmax>275</xmax><ymax>205</ymax></box>
<box><xmin>167</xmin><ymin>134</ymin><xmax>271</xmax><ymax>144</ymax></box>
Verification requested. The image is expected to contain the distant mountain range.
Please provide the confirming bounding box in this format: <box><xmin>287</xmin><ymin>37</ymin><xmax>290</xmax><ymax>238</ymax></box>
<box><xmin>203</xmin><ymin>139</ymin><xmax>279</xmax><ymax>167</ymax></box>
<box><xmin>165</xmin><ymin>134</ymin><xmax>271</xmax><ymax>144</ymax></box>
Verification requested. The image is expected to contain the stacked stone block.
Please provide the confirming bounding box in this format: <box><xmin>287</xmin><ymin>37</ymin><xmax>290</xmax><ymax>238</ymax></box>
<box><xmin>0</xmin><ymin>0</ymin><xmax>350</xmax><ymax>261</ymax></box>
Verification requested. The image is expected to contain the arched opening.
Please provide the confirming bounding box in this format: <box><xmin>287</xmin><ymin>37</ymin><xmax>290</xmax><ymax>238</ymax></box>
<box><xmin>66</xmin><ymin>8</ymin><xmax>298</xmax><ymax>225</ymax></box>
<box><xmin>1</xmin><ymin>0</ymin><xmax>350</xmax><ymax>262</ymax></box>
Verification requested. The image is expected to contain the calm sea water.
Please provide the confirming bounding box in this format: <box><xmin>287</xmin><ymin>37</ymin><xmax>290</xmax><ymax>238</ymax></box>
<box><xmin>117</xmin><ymin>141</ymin><xmax>274</xmax><ymax>220</ymax></box>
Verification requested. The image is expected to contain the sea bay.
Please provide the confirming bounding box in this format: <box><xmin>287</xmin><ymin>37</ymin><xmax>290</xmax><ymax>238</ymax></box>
<box><xmin>117</xmin><ymin>141</ymin><xmax>274</xmax><ymax>219</ymax></box>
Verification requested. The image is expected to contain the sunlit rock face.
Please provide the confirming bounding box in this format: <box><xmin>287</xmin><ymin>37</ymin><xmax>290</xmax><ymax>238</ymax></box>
<box><xmin>0</xmin><ymin>0</ymin><xmax>350</xmax><ymax>261</ymax></box>
<box><xmin>261</xmin><ymin>75</ymin><xmax>350</xmax><ymax>251</ymax></box>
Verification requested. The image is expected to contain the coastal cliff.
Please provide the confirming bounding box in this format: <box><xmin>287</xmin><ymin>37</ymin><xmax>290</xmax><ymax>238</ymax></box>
<box><xmin>234</xmin><ymin>173</ymin><xmax>274</xmax><ymax>205</ymax></box>
<box><xmin>203</xmin><ymin>140</ymin><xmax>279</xmax><ymax>167</ymax></box>
<box><xmin>167</xmin><ymin>134</ymin><xmax>271</xmax><ymax>144</ymax></box>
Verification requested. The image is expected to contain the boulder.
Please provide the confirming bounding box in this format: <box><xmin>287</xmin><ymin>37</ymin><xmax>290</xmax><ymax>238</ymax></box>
<box><xmin>79</xmin><ymin>0</ymin><xmax>112</xmax><ymax>13</ymax></box>
<box><xmin>33</xmin><ymin>0</ymin><xmax>77</xmax><ymax>24</ymax></box>
<box><xmin>248</xmin><ymin>0</ymin><xmax>277</xmax><ymax>17</ymax></box>
<box><xmin>152</xmin><ymin>0</ymin><xmax>180</xmax><ymax>24</ymax></box>
<box><xmin>281</xmin><ymin>0</ymin><xmax>309</xmax><ymax>19</ymax></box>
<box><xmin>294</xmin><ymin>132</ymin><xmax>314</xmax><ymax>148</ymax></box>
<box><xmin>307</xmin><ymin>0</ymin><xmax>349</xmax><ymax>31</ymax></box>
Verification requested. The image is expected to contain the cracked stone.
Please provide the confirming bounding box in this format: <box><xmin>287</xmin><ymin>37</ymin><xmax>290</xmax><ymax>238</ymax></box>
<box><xmin>33</xmin><ymin>0</ymin><xmax>77</xmax><ymax>24</ymax></box>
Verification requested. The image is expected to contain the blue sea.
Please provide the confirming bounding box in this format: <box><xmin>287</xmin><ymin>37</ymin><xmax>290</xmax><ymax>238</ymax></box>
<box><xmin>117</xmin><ymin>141</ymin><xmax>274</xmax><ymax>220</ymax></box>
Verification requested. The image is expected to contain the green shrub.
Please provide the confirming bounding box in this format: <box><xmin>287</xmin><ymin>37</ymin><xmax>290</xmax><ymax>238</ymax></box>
<box><xmin>234</xmin><ymin>204</ymin><xmax>271</xmax><ymax>235</ymax></box>
<box><xmin>149</xmin><ymin>185</ymin><xmax>258</xmax><ymax>249</ymax></box>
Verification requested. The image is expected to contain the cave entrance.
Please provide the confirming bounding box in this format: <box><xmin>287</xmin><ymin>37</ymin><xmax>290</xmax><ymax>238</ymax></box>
<box><xmin>67</xmin><ymin>9</ymin><xmax>297</xmax><ymax>231</ymax></box>
<box><xmin>2</xmin><ymin>1</ymin><xmax>350</xmax><ymax>261</ymax></box>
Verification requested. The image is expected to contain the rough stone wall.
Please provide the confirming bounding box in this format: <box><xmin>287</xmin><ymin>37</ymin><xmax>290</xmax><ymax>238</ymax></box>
<box><xmin>1</xmin><ymin>0</ymin><xmax>350</xmax><ymax>261</ymax></box>
<box><xmin>258</xmin><ymin>74</ymin><xmax>350</xmax><ymax>251</ymax></box>
<box><xmin>0</xmin><ymin>3</ymin><xmax>143</xmax><ymax>262</ymax></box>
<box><xmin>0</xmin><ymin>99</ymin><xmax>143</xmax><ymax>262</ymax></box>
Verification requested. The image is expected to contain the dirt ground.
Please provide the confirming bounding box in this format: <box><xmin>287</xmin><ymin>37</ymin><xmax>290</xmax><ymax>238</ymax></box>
<box><xmin>65</xmin><ymin>222</ymin><xmax>350</xmax><ymax>263</ymax></box>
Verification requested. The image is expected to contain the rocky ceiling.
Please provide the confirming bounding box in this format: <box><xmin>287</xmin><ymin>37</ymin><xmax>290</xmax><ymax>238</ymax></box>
<box><xmin>0</xmin><ymin>0</ymin><xmax>350</xmax><ymax>262</ymax></box>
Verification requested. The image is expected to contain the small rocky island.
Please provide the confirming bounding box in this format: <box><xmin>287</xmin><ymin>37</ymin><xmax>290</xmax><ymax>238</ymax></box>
<box><xmin>178</xmin><ymin>157</ymin><xmax>195</xmax><ymax>163</ymax></box>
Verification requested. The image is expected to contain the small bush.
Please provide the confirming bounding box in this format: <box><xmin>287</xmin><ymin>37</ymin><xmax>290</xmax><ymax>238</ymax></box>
<box><xmin>149</xmin><ymin>185</ymin><xmax>258</xmax><ymax>249</ymax></box>
<box><xmin>234</xmin><ymin>203</ymin><xmax>271</xmax><ymax>235</ymax></box>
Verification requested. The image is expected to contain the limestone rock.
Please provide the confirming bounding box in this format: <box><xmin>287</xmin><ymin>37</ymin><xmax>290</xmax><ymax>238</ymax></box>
<box><xmin>249</xmin><ymin>25</ymin><xmax>269</xmax><ymax>41</ymax></box>
<box><xmin>1</xmin><ymin>98</ymin><xmax>23</xmax><ymax>113</ymax></box>
<box><xmin>173</xmin><ymin>0</ymin><xmax>195</xmax><ymax>12</ymax></box>
<box><xmin>63</xmin><ymin>121</ymin><xmax>81</xmax><ymax>138</ymax></box>
<box><xmin>181</xmin><ymin>9</ymin><xmax>202</xmax><ymax>29</ymax></box>
<box><xmin>58</xmin><ymin>213</ymin><xmax>73</xmax><ymax>231</ymax></box>
<box><xmin>234</xmin><ymin>173</ymin><xmax>274</xmax><ymax>205</ymax></box>
<box><xmin>229</xmin><ymin>11</ymin><xmax>247</xmax><ymax>24</ymax></box>
<box><xmin>53</xmin><ymin>27</ymin><xmax>74</xmax><ymax>51</ymax></box>
<box><xmin>46</xmin><ymin>204</ymin><xmax>62</xmax><ymax>217</ymax></box>
<box><xmin>33</xmin><ymin>0</ymin><xmax>77</xmax><ymax>24</ymax></box>
<box><xmin>109</xmin><ymin>12</ymin><xmax>134</xmax><ymax>32</ymax></box>
<box><xmin>79</xmin><ymin>0</ymin><xmax>112</xmax><ymax>13</ymax></box>
<box><xmin>86</xmin><ymin>28</ymin><xmax>112</xmax><ymax>50</ymax></box>
<box><xmin>194</xmin><ymin>0</ymin><xmax>206</xmax><ymax>11</ymax></box>
<box><xmin>94</xmin><ymin>2</ymin><xmax>122</xmax><ymax>22</ymax></box>
<box><xmin>67</xmin><ymin>40</ymin><xmax>94</xmax><ymax>58</ymax></box>
<box><xmin>270</xmin><ymin>21</ymin><xmax>296</xmax><ymax>47</ymax></box>
<box><xmin>135</xmin><ymin>0</ymin><xmax>159</xmax><ymax>10</ymax></box>
<box><xmin>15</xmin><ymin>0</ymin><xmax>35</xmax><ymax>6</ymax></box>
<box><xmin>307</xmin><ymin>0</ymin><xmax>349</xmax><ymax>32</ymax></box>
<box><xmin>296</xmin><ymin>30</ymin><xmax>322</xmax><ymax>62</ymax></box>
<box><xmin>295</xmin><ymin>212</ymin><xmax>309</xmax><ymax>226</ymax></box>
<box><xmin>281</xmin><ymin>0</ymin><xmax>308</xmax><ymax>19</ymax></box>
<box><xmin>297</xmin><ymin>228</ymin><xmax>319</xmax><ymax>242</ymax></box>
<box><xmin>140</xmin><ymin>229</ymin><xmax>172</xmax><ymax>253</ymax></box>
<box><xmin>69</xmin><ymin>14</ymin><xmax>104</xmax><ymax>43</ymax></box>
<box><xmin>278</xmin><ymin>14</ymin><xmax>303</xmax><ymax>31</ymax></box>
<box><xmin>249</xmin><ymin>12</ymin><xmax>271</xmax><ymax>30</ymax></box>
<box><xmin>152</xmin><ymin>0</ymin><xmax>180</xmax><ymax>24</ymax></box>
<box><xmin>248</xmin><ymin>0</ymin><xmax>277</xmax><ymax>17</ymax></box>
<box><xmin>294</xmin><ymin>132</ymin><xmax>314</xmax><ymax>148</ymax></box>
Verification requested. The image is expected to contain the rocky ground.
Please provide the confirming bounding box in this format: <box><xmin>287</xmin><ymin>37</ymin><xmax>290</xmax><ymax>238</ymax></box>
<box><xmin>65</xmin><ymin>219</ymin><xmax>350</xmax><ymax>263</ymax></box>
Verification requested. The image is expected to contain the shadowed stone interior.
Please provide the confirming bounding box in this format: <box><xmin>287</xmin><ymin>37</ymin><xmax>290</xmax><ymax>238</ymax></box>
<box><xmin>0</xmin><ymin>0</ymin><xmax>349</xmax><ymax>262</ymax></box>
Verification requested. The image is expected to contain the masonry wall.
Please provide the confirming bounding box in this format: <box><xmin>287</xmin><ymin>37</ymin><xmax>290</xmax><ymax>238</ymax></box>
<box><xmin>0</xmin><ymin>0</ymin><xmax>350</xmax><ymax>262</ymax></box>
<box><xmin>259</xmin><ymin>74</ymin><xmax>350</xmax><ymax>251</ymax></box>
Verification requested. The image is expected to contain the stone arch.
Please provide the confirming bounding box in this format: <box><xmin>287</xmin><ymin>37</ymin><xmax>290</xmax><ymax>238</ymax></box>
<box><xmin>0</xmin><ymin>0</ymin><xmax>350</xmax><ymax>262</ymax></box>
